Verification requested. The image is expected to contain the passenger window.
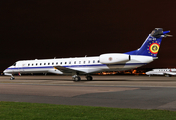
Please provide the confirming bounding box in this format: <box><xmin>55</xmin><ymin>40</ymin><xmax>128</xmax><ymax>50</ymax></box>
<box><xmin>36</xmin><ymin>63</ymin><xmax>38</xmax><ymax>66</ymax></box>
<box><xmin>48</xmin><ymin>63</ymin><xmax>50</xmax><ymax>65</ymax></box>
<box><xmin>60</xmin><ymin>62</ymin><xmax>62</xmax><ymax>65</ymax></box>
<box><xmin>97</xmin><ymin>60</ymin><xmax>100</xmax><ymax>63</ymax></box>
<box><xmin>69</xmin><ymin>62</ymin><xmax>71</xmax><ymax>64</ymax></box>
<box><xmin>65</xmin><ymin>62</ymin><xmax>67</xmax><ymax>64</ymax></box>
<box><xmin>93</xmin><ymin>60</ymin><xmax>95</xmax><ymax>63</ymax></box>
<box><xmin>88</xmin><ymin>61</ymin><xmax>90</xmax><ymax>63</ymax></box>
<box><xmin>56</xmin><ymin>62</ymin><xmax>58</xmax><ymax>65</ymax></box>
<box><xmin>74</xmin><ymin>61</ymin><xmax>76</xmax><ymax>64</ymax></box>
<box><xmin>52</xmin><ymin>63</ymin><xmax>54</xmax><ymax>65</ymax></box>
<box><xmin>84</xmin><ymin>61</ymin><xmax>86</xmax><ymax>64</ymax></box>
<box><xmin>32</xmin><ymin>64</ymin><xmax>33</xmax><ymax>66</ymax></box>
<box><xmin>40</xmin><ymin>63</ymin><xmax>42</xmax><ymax>65</ymax></box>
<box><xmin>44</xmin><ymin>63</ymin><xmax>46</xmax><ymax>65</ymax></box>
<box><xmin>79</xmin><ymin>61</ymin><xmax>81</xmax><ymax>64</ymax></box>
<box><xmin>28</xmin><ymin>64</ymin><xmax>30</xmax><ymax>66</ymax></box>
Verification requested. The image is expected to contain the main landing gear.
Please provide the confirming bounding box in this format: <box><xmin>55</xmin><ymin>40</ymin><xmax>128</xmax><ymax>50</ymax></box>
<box><xmin>86</xmin><ymin>75</ymin><xmax>93</xmax><ymax>81</ymax></box>
<box><xmin>165</xmin><ymin>74</ymin><xmax>171</xmax><ymax>77</ymax></box>
<box><xmin>72</xmin><ymin>75</ymin><xmax>93</xmax><ymax>81</ymax></box>
<box><xmin>72</xmin><ymin>75</ymin><xmax>81</xmax><ymax>81</ymax></box>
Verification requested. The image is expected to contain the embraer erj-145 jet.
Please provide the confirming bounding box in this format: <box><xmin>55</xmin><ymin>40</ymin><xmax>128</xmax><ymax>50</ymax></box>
<box><xmin>146</xmin><ymin>68</ymin><xmax>176</xmax><ymax>77</ymax></box>
<box><xmin>4</xmin><ymin>28</ymin><xmax>171</xmax><ymax>81</ymax></box>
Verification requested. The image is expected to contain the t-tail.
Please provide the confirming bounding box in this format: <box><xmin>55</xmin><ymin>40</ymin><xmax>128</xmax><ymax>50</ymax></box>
<box><xmin>126</xmin><ymin>28</ymin><xmax>172</xmax><ymax>57</ymax></box>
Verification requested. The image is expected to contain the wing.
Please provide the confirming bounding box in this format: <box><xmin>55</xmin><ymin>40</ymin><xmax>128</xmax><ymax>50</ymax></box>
<box><xmin>54</xmin><ymin>66</ymin><xmax>86</xmax><ymax>75</ymax></box>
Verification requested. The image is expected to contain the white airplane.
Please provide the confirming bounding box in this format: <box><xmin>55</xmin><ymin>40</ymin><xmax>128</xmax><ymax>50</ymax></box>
<box><xmin>3</xmin><ymin>28</ymin><xmax>171</xmax><ymax>81</ymax></box>
<box><xmin>146</xmin><ymin>68</ymin><xmax>176</xmax><ymax>77</ymax></box>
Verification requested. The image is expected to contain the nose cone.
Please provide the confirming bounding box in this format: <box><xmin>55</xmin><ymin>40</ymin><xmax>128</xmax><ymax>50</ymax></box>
<box><xmin>3</xmin><ymin>69</ymin><xmax>8</xmax><ymax>75</ymax></box>
<box><xmin>3</xmin><ymin>69</ymin><xmax>7</xmax><ymax>73</ymax></box>
<box><xmin>3</xmin><ymin>68</ymin><xmax>10</xmax><ymax>74</ymax></box>
<box><xmin>3</xmin><ymin>68</ymin><xmax>12</xmax><ymax>76</ymax></box>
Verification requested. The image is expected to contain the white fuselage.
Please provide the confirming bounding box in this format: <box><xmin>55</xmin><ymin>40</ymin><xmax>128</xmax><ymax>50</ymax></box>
<box><xmin>3</xmin><ymin>28</ymin><xmax>170</xmax><ymax>81</ymax></box>
<box><xmin>4</xmin><ymin>55</ymin><xmax>154</xmax><ymax>75</ymax></box>
<box><xmin>146</xmin><ymin>68</ymin><xmax>176</xmax><ymax>76</ymax></box>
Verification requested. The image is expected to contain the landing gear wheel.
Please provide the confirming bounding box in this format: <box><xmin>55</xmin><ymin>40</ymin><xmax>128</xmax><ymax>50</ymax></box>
<box><xmin>165</xmin><ymin>74</ymin><xmax>171</xmax><ymax>77</ymax></box>
<box><xmin>73</xmin><ymin>76</ymin><xmax>81</xmax><ymax>82</ymax></box>
<box><xmin>10</xmin><ymin>77</ymin><xmax>15</xmax><ymax>80</ymax></box>
<box><xmin>86</xmin><ymin>76</ymin><xmax>93</xmax><ymax>81</ymax></box>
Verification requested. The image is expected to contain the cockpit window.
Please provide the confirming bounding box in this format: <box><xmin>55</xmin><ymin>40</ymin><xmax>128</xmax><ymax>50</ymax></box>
<box><xmin>12</xmin><ymin>63</ymin><xmax>16</xmax><ymax>66</ymax></box>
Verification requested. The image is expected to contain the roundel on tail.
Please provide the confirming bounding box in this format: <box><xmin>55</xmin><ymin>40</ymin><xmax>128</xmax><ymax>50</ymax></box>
<box><xmin>149</xmin><ymin>43</ymin><xmax>160</xmax><ymax>54</ymax></box>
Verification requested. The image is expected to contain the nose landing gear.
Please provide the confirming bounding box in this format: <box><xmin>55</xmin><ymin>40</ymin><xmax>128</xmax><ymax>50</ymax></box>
<box><xmin>10</xmin><ymin>77</ymin><xmax>15</xmax><ymax>80</ymax></box>
<box><xmin>10</xmin><ymin>74</ymin><xmax>15</xmax><ymax>80</ymax></box>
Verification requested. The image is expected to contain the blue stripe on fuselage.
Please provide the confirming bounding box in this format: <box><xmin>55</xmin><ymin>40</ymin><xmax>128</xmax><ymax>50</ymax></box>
<box><xmin>7</xmin><ymin>66</ymin><xmax>54</xmax><ymax>70</ymax></box>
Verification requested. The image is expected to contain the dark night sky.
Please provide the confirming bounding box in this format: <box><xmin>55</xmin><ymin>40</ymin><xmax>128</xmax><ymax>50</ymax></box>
<box><xmin>1</xmin><ymin>0</ymin><xmax>176</xmax><ymax>72</ymax></box>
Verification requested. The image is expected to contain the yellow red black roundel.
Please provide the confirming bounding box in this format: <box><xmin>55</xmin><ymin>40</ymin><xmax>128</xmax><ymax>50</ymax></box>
<box><xmin>149</xmin><ymin>43</ymin><xmax>160</xmax><ymax>54</ymax></box>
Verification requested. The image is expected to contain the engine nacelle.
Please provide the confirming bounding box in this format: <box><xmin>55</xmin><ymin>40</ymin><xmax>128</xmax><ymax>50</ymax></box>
<box><xmin>99</xmin><ymin>53</ymin><xmax>130</xmax><ymax>64</ymax></box>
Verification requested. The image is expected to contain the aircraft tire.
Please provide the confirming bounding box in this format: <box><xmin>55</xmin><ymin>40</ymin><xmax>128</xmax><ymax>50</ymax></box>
<box><xmin>165</xmin><ymin>74</ymin><xmax>171</xmax><ymax>77</ymax></box>
<box><xmin>73</xmin><ymin>76</ymin><xmax>81</xmax><ymax>82</ymax></box>
<box><xmin>10</xmin><ymin>77</ymin><xmax>15</xmax><ymax>80</ymax></box>
<box><xmin>86</xmin><ymin>76</ymin><xmax>93</xmax><ymax>81</ymax></box>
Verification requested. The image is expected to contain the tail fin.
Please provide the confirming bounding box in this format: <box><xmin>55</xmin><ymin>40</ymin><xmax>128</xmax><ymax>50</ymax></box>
<box><xmin>125</xmin><ymin>28</ymin><xmax>171</xmax><ymax>57</ymax></box>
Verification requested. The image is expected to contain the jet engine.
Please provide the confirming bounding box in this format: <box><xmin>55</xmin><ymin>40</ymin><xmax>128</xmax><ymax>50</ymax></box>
<box><xmin>99</xmin><ymin>53</ymin><xmax>130</xmax><ymax>64</ymax></box>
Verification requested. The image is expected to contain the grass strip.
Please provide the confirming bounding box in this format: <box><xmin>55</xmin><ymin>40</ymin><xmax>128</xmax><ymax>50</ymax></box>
<box><xmin>0</xmin><ymin>101</ymin><xmax>176</xmax><ymax>120</ymax></box>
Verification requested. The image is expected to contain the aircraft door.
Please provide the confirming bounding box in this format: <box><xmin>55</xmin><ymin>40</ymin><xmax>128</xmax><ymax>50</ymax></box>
<box><xmin>17</xmin><ymin>62</ymin><xmax>24</xmax><ymax>72</ymax></box>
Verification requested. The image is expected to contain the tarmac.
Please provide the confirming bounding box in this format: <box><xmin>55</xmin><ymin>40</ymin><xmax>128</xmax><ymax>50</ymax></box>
<box><xmin>0</xmin><ymin>75</ymin><xmax>176</xmax><ymax>111</ymax></box>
